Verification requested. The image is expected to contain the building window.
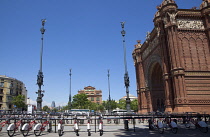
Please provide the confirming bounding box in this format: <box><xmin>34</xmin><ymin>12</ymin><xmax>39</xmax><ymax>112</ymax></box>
<box><xmin>0</xmin><ymin>96</ymin><xmax>3</xmax><ymax>102</ymax></box>
<box><xmin>7</xmin><ymin>96</ymin><xmax>12</xmax><ymax>101</ymax></box>
<box><xmin>0</xmin><ymin>89</ymin><xmax>3</xmax><ymax>94</ymax></box>
<box><xmin>10</xmin><ymin>89</ymin><xmax>14</xmax><ymax>95</ymax></box>
<box><xmin>0</xmin><ymin>82</ymin><xmax>4</xmax><ymax>87</ymax></box>
<box><xmin>96</xmin><ymin>97</ymin><xmax>100</xmax><ymax>101</ymax></box>
<box><xmin>91</xmin><ymin>97</ymin><xmax>94</xmax><ymax>101</ymax></box>
<box><xmin>10</xmin><ymin>83</ymin><xmax>13</xmax><ymax>88</ymax></box>
<box><xmin>86</xmin><ymin>93</ymin><xmax>89</xmax><ymax>95</ymax></box>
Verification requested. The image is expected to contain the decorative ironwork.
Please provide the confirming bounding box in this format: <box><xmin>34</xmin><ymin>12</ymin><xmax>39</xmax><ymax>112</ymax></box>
<box><xmin>68</xmin><ymin>69</ymin><xmax>72</xmax><ymax>109</ymax></box>
<box><xmin>107</xmin><ymin>69</ymin><xmax>111</xmax><ymax>114</ymax></box>
<box><xmin>36</xmin><ymin>19</ymin><xmax>46</xmax><ymax>111</ymax></box>
<box><xmin>120</xmin><ymin>22</ymin><xmax>131</xmax><ymax>112</ymax></box>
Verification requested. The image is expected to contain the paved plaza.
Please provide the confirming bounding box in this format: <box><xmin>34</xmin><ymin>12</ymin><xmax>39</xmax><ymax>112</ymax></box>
<box><xmin>0</xmin><ymin>122</ymin><xmax>210</xmax><ymax>137</ymax></box>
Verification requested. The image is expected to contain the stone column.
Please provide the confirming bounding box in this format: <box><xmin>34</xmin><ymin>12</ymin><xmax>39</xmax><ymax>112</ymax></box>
<box><xmin>133</xmin><ymin>42</ymin><xmax>148</xmax><ymax>113</ymax></box>
<box><xmin>154</xmin><ymin>18</ymin><xmax>174</xmax><ymax>112</ymax></box>
<box><xmin>164</xmin><ymin>13</ymin><xmax>191</xmax><ymax>112</ymax></box>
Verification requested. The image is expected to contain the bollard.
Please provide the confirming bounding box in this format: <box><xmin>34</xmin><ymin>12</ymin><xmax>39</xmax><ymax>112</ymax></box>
<box><xmin>124</xmin><ymin>120</ymin><xmax>129</xmax><ymax>130</ymax></box>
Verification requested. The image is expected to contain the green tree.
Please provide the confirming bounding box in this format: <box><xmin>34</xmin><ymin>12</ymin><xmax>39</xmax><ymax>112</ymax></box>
<box><xmin>88</xmin><ymin>102</ymin><xmax>98</xmax><ymax>111</ymax></box>
<box><xmin>88</xmin><ymin>102</ymin><xmax>104</xmax><ymax>112</ymax></box>
<box><xmin>42</xmin><ymin>105</ymin><xmax>50</xmax><ymax>112</ymax></box>
<box><xmin>130</xmin><ymin>99</ymin><xmax>138</xmax><ymax>112</ymax></box>
<box><xmin>98</xmin><ymin>104</ymin><xmax>105</xmax><ymax>112</ymax></box>
<box><xmin>117</xmin><ymin>99</ymin><xmax>126</xmax><ymax>109</ymax></box>
<box><xmin>61</xmin><ymin>105</ymin><xmax>70</xmax><ymax>111</ymax></box>
<box><xmin>102</xmin><ymin>99</ymin><xmax>117</xmax><ymax>110</ymax></box>
<box><xmin>12</xmin><ymin>94</ymin><xmax>26</xmax><ymax>109</ymax></box>
<box><xmin>52</xmin><ymin>107</ymin><xmax>58</xmax><ymax>112</ymax></box>
<box><xmin>71</xmin><ymin>93</ymin><xmax>91</xmax><ymax>109</ymax></box>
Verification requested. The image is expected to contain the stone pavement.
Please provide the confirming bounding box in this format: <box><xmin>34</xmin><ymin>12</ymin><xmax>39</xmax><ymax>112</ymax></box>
<box><xmin>0</xmin><ymin>123</ymin><xmax>210</xmax><ymax>137</ymax></box>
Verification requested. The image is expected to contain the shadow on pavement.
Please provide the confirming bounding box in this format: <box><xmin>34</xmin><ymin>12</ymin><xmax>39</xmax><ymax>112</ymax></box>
<box><xmin>111</xmin><ymin>127</ymin><xmax>210</xmax><ymax>137</ymax></box>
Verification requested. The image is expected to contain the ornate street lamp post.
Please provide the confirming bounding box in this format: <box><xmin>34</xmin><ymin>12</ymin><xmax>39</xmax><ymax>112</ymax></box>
<box><xmin>68</xmin><ymin>69</ymin><xmax>72</xmax><ymax>110</ymax></box>
<box><xmin>36</xmin><ymin>19</ymin><xmax>46</xmax><ymax>111</ymax></box>
<box><xmin>107</xmin><ymin>69</ymin><xmax>111</xmax><ymax>114</ymax></box>
<box><xmin>120</xmin><ymin>22</ymin><xmax>131</xmax><ymax>112</ymax></box>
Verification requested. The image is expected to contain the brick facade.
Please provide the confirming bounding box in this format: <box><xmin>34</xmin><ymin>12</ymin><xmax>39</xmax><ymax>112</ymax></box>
<box><xmin>132</xmin><ymin>0</ymin><xmax>210</xmax><ymax>114</ymax></box>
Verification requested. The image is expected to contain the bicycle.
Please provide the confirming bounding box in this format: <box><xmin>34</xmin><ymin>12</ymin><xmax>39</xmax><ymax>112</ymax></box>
<box><xmin>0</xmin><ymin>117</ymin><xmax>10</xmax><ymax>132</ymax></box>
<box><xmin>148</xmin><ymin>118</ymin><xmax>164</xmax><ymax>134</ymax></box>
<box><xmin>73</xmin><ymin>115</ymin><xmax>79</xmax><ymax>136</ymax></box>
<box><xmin>98</xmin><ymin>114</ymin><xmax>103</xmax><ymax>136</ymax></box>
<box><xmin>21</xmin><ymin>118</ymin><xmax>37</xmax><ymax>136</ymax></box>
<box><xmin>7</xmin><ymin>118</ymin><xmax>24</xmax><ymax>137</ymax></box>
<box><xmin>58</xmin><ymin>115</ymin><xmax>64</xmax><ymax>136</ymax></box>
<box><xmin>87</xmin><ymin>119</ymin><xmax>91</xmax><ymax>136</ymax></box>
<box><xmin>163</xmin><ymin>118</ymin><xmax>178</xmax><ymax>134</ymax></box>
<box><xmin>33</xmin><ymin>115</ymin><xmax>52</xmax><ymax>136</ymax></box>
<box><xmin>185</xmin><ymin>117</ymin><xmax>208</xmax><ymax>133</ymax></box>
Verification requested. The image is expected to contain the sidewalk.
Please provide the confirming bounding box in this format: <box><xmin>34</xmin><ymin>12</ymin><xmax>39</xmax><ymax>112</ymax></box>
<box><xmin>0</xmin><ymin>123</ymin><xmax>210</xmax><ymax>137</ymax></box>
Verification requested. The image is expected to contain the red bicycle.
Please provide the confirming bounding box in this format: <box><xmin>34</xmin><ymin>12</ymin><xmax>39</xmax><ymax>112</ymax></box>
<box><xmin>7</xmin><ymin>118</ymin><xmax>24</xmax><ymax>137</ymax></box>
<box><xmin>21</xmin><ymin>118</ymin><xmax>37</xmax><ymax>136</ymax></box>
<box><xmin>98</xmin><ymin>115</ymin><xmax>103</xmax><ymax>136</ymax></box>
<box><xmin>163</xmin><ymin>118</ymin><xmax>178</xmax><ymax>134</ymax></box>
<box><xmin>185</xmin><ymin>117</ymin><xmax>208</xmax><ymax>133</ymax></box>
<box><xmin>34</xmin><ymin>117</ymin><xmax>52</xmax><ymax>136</ymax></box>
<box><xmin>58</xmin><ymin>116</ymin><xmax>64</xmax><ymax>137</ymax></box>
<box><xmin>0</xmin><ymin>117</ymin><xmax>10</xmax><ymax>132</ymax></box>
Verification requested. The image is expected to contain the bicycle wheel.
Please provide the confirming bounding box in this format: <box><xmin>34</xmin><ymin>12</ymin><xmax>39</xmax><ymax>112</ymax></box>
<box><xmin>158</xmin><ymin>128</ymin><xmax>164</xmax><ymax>134</ymax></box>
<box><xmin>7</xmin><ymin>130</ymin><xmax>15</xmax><ymax>137</ymax></box>
<box><xmin>76</xmin><ymin>130</ymin><xmax>79</xmax><ymax>136</ymax></box>
<box><xmin>34</xmin><ymin>130</ymin><xmax>42</xmax><ymax>136</ymax></box>
<box><xmin>149</xmin><ymin>123</ymin><xmax>154</xmax><ymax>130</ymax></box>
<box><xmin>47</xmin><ymin>128</ymin><xmax>51</xmax><ymax>133</ymax></box>
<box><xmin>58</xmin><ymin>129</ymin><xmax>64</xmax><ymax>136</ymax></box>
<box><xmin>22</xmin><ymin>129</ymin><xmax>29</xmax><ymax>136</ymax></box>
<box><xmin>185</xmin><ymin>123</ymin><xmax>190</xmax><ymax>128</ymax></box>
<box><xmin>88</xmin><ymin>131</ymin><xmax>91</xmax><ymax>136</ymax></box>
<box><xmin>199</xmin><ymin>127</ymin><xmax>208</xmax><ymax>133</ymax></box>
<box><xmin>100</xmin><ymin>130</ymin><xmax>103</xmax><ymax>136</ymax></box>
<box><xmin>171</xmin><ymin>127</ymin><xmax>178</xmax><ymax>134</ymax></box>
<box><xmin>0</xmin><ymin>127</ymin><xmax>2</xmax><ymax>132</ymax></box>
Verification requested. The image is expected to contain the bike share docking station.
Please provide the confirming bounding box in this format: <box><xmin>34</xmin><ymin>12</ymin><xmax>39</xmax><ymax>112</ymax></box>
<box><xmin>0</xmin><ymin>112</ymin><xmax>209</xmax><ymax>136</ymax></box>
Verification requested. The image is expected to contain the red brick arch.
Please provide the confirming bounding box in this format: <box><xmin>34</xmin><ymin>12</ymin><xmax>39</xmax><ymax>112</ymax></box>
<box><xmin>149</xmin><ymin>63</ymin><xmax>165</xmax><ymax>112</ymax></box>
<box><xmin>133</xmin><ymin>1</ymin><xmax>210</xmax><ymax>113</ymax></box>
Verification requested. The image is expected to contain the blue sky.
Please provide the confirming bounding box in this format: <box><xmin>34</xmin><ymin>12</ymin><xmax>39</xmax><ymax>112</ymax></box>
<box><xmin>0</xmin><ymin>0</ymin><xmax>201</xmax><ymax>107</ymax></box>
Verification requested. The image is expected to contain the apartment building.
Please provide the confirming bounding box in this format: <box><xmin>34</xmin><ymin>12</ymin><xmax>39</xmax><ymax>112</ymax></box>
<box><xmin>78</xmin><ymin>86</ymin><xmax>102</xmax><ymax>104</ymax></box>
<box><xmin>0</xmin><ymin>75</ymin><xmax>27</xmax><ymax>111</ymax></box>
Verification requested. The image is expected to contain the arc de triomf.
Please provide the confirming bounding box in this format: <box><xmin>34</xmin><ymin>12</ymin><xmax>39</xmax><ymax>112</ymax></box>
<box><xmin>133</xmin><ymin>0</ymin><xmax>210</xmax><ymax>114</ymax></box>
